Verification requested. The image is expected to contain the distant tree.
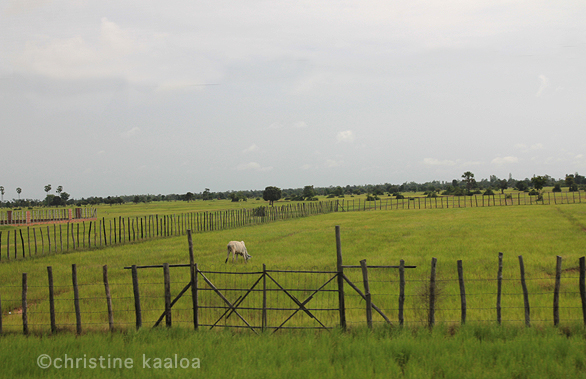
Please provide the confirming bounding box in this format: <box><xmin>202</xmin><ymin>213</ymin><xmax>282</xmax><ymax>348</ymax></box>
<box><xmin>185</xmin><ymin>192</ymin><xmax>194</xmax><ymax>202</ymax></box>
<box><xmin>133</xmin><ymin>195</ymin><xmax>141</xmax><ymax>204</ymax></box>
<box><xmin>499</xmin><ymin>179</ymin><xmax>508</xmax><ymax>194</ymax></box>
<box><xmin>60</xmin><ymin>192</ymin><xmax>70</xmax><ymax>203</ymax></box>
<box><xmin>263</xmin><ymin>186</ymin><xmax>282</xmax><ymax>206</ymax></box>
<box><xmin>44</xmin><ymin>184</ymin><xmax>52</xmax><ymax>195</ymax></box>
<box><xmin>530</xmin><ymin>176</ymin><xmax>547</xmax><ymax>193</ymax></box>
<box><xmin>56</xmin><ymin>186</ymin><xmax>63</xmax><ymax>195</ymax></box>
<box><xmin>0</xmin><ymin>186</ymin><xmax>4</xmax><ymax>202</ymax></box>
<box><xmin>16</xmin><ymin>187</ymin><xmax>22</xmax><ymax>200</ymax></box>
<box><xmin>516</xmin><ymin>181</ymin><xmax>529</xmax><ymax>191</ymax></box>
<box><xmin>202</xmin><ymin>188</ymin><xmax>212</xmax><ymax>201</ymax></box>
<box><xmin>302</xmin><ymin>185</ymin><xmax>315</xmax><ymax>200</ymax></box>
<box><xmin>552</xmin><ymin>184</ymin><xmax>562</xmax><ymax>192</ymax></box>
<box><xmin>461</xmin><ymin>171</ymin><xmax>475</xmax><ymax>194</ymax></box>
<box><xmin>565</xmin><ymin>175</ymin><xmax>578</xmax><ymax>192</ymax></box>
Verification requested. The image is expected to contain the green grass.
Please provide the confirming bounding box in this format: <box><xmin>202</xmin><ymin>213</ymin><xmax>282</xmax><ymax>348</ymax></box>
<box><xmin>2</xmin><ymin>203</ymin><xmax>586</xmax><ymax>377</ymax></box>
<box><xmin>2</xmin><ymin>325</ymin><xmax>586</xmax><ymax>378</ymax></box>
<box><xmin>0</xmin><ymin>204</ymin><xmax>584</xmax><ymax>331</ymax></box>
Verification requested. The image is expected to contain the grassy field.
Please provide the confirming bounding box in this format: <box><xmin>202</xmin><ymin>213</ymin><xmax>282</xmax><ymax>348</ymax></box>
<box><xmin>1</xmin><ymin>202</ymin><xmax>585</xmax><ymax>377</ymax></box>
<box><xmin>2</xmin><ymin>325</ymin><xmax>586</xmax><ymax>378</ymax></box>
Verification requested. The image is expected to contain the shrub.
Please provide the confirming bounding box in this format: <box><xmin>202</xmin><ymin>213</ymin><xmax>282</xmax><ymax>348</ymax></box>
<box><xmin>483</xmin><ymin>189</ymin><xmax>495</xmax><ymax>196</ymax></box>
<box><xmin>552</xmin><ymin>184</ymin><xmax>562</xmax><ymax>192</ymax></box>
<box><xmin>528</xmin><ymin>189</ymin><xmax>539</xmax><ymax>196</ymax></box>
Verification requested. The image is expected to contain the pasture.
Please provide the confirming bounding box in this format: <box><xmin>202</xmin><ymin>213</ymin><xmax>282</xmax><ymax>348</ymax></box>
<box><xmin>0</xmin><ymin>202</ymin><xmax>585</xmax><ymax>377</ymax></box>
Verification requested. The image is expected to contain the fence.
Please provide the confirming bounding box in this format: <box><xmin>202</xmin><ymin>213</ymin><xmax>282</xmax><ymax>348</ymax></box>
<box><xmin>339</xmin><ymin>190</ymin><xmax>585</xmax><ymax>211</ymax></box>
<box><xmin>0</xmin><ymin>208</ymin><xmax>97</xmax><ymax>225</ymax></box>
<box><xmin>1</xmin><ymin>227</ymin><xmax>585</xmax><ymax>334</ymax></box>
<box><xmin>2</xmin><ymin>191</ymin><xmax>585</xmax><ymax>262</ymax></box>
<box><xmin>0</xmin><ymin>202</ymin><xmax>339</xmax><ymax>261</ymax></box>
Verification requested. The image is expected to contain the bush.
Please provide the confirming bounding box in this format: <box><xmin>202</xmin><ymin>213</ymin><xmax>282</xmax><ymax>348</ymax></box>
<box><xmin>252</xmin><ymin>207</ymin><xmax>266</xmax><ymax>217</ymax></box>
<box><xmin>552</xmin><ymin>184</ymin><xmax>562</xmax><ymax>192</ymax></box>
<box><xmin>528</xmin><ymin>189</ymin><xmax>539</xmax><ymax>196</ymax></box>
<box><xmin>483</xmin><ymin>189</ymin><xmax>495</xmax><ymax>196</ymax></box>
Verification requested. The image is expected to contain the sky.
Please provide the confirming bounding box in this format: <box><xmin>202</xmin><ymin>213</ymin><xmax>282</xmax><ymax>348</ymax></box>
<box><xmin>1</xmin><ymin>1</ymin><xmax>585</xmax><ymax>200</ymax></box>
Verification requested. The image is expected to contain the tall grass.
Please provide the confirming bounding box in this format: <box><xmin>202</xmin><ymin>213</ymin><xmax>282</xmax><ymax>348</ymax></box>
<box><xmin>1</xmin><ymin>325</ymin><xmax>586</xmax><ymax>378</ymax></box>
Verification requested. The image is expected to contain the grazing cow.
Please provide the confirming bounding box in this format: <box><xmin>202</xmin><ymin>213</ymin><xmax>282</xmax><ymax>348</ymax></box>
<box><xmin>225</xmin><ymin>241</ymin><xmax>251</xmax><ymax>263</ymax></box>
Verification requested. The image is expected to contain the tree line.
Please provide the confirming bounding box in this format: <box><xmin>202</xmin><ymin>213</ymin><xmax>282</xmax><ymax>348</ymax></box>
<box><xmin>1</xmin><ymin>172</ymin><xmax>584</xmax><ymax>209</ymax></box>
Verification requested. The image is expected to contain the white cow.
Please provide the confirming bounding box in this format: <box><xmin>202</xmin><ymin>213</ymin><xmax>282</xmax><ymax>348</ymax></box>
<box><xmin>225</xmin><ymin>241</ymin><xmax>252</xmax><ymax>263</ymax></box>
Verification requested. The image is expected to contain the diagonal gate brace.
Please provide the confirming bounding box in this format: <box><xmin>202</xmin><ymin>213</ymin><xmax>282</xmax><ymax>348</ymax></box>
<box><xmin>269</xmin><ymin>272</ymin><xmax>338</xmax><ymax>333</ymax></box>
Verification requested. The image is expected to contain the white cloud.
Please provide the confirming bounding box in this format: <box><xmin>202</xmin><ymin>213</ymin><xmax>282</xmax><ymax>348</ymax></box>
<box><xmin>536</xmin><ymin>74</ymin><xmax>549</xmax><ymax>97</ymax></box>
<box><xmin>325</xmin><ymin>159</ymin><xmax>341</xmax><ymax>168</ymax></box>
<box><xmin>531</xmin><ymin>143</ymin><xmax>544</xmax><ymax>150</ymax></box>
<box><xmin>491</xmin><ymin>156</ymin><xmax>519</xmax><ymax>165</ymax></box>
<box><xmin>515</xmin><ymin>143</ymin><xmax>543</xmax><ymax>153</ymax></box>
<box><xmin>336</xmin><ymin>130</ymin><xmax>355</xmax><ymax>143</ymax></box>
<box><xmin>121</xmin><ymin>127</ymin><xmax>140</xmax><ymax>138</ymax></box>
<box><xmin>293</xmin><ymin>121</ymin><xmax>308</xmax><ymax>128</ymax></box>
<box><xmin>236</xmin><ymin>162</ymin><xmax>273</xmax><ymax>172</ymax></box>
<box><xmin>423</xmin><ymin>158</ymin><xmax>456</xmax><ymax>166</ymax></box>
<box><xmin>242</xmin><ymin>144</ymin><xmax>258</xmax><ymax>153</ymax></box>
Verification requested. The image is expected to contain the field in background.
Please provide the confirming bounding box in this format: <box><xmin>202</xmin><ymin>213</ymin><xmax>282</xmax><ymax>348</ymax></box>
<box><xmin>0</xmin><ymin>203</ymin><xmax>585</xmax><ymax>329</ymax></box>
<box><xmin>1</xmin><ymin>202</ymin><xmax>585</xmax><ymax>377</ymax></box>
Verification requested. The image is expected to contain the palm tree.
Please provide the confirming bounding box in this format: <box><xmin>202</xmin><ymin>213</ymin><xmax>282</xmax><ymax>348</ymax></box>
<box><xmin>44</xmin><ymin>184</ymin><xmax>52</xmax><ymax>194</ymax></box>
<box><xmin>56</xmin><ymin>185</ymin><xmax>63</xmax><ymax>195</ymax></box>
<box><xmin>461</xmin><ymin>171</ymin><xmax>475</xmax><ymax>194</ymax></box>
<box><xmin>16</xmin><ymin>187</ymin><xmax>22</xmax><ymax>200</ymax></box>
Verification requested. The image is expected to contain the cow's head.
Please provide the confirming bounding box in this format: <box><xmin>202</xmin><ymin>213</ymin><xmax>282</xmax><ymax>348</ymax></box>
<box><xmin>242</xmin><ymin>241</ymin><xmax>251</xmax><ymax>261</ymax></box>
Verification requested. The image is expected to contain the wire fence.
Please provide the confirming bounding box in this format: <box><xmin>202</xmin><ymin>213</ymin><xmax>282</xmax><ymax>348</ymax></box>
<box><xmin>1</xmin><ymin>253</ymin><xmax>585</xmax><ymax>334</ymax></box>
<box><xmin>1</xmin><ymin>191</ymin><xmax>584</xmax><ymax>262</ymax></box>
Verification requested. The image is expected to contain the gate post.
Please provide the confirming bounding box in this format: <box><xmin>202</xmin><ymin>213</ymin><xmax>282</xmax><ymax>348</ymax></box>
<box><xmin>187</xmin><ymin>231</ymin><xmax>198</xmax><ymax>330</ymax></box>
<box><xmin>335</xmin><ymin>226</ymin><xmax>346</xmax><ymax>330</ymax></box>
<box><xmin>360</xmin><ymin>260</ymin><xmax>372</xmax><ymax>328</ymax></box>
<box><xmin>262</xmin><ymin>264</ymin><xmax>267</xmax><ymax>332</ymax></box>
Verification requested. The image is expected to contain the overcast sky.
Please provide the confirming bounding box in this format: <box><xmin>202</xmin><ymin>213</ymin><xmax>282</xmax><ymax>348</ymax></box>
<box><xmin>1</xmin><ymin>1</ymin><xmax>585</xmax><ymax>199</ymax></box>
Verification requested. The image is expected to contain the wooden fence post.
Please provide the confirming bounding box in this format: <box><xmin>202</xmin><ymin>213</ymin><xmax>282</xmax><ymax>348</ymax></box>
<box><xmin>103</xmin><ymin>265</ymin><xmax>114</xmax><ymax>332</ymax></box>
<box><xmin>335</xmin><ymin>226</ymin><xmax>347</xmax><ymax>330</ymax></box>
<box><xmin>360</xmin><ymin>259</ymin><xmax>373</xmax><ymax>328</ymax></box>
<box><xmin>553</xmin><ymin>256</ymin><xmax>562</xmax><ymax>326</ymax></box>
<box><xmin>428</xmin><ymin>257</ymin><xmax>437</xmax><ymax>328</ymax></box>
<box><xmin>72</xmin><ymin>264</ymin><xmax>82</xmax><ymax>334</ymax></box>
<box><xmin>187</xmin><ymin>230</ymin><xmax>198</xmax><ymax>330</ymax></box>
<box><xmin>399</xmin><ymin>259</ymin><xmax>405</xmax><ymax>326</ymax></box>
<box><xmin>132</xmin><ymin>264</ymin><xmax>142</xmax><ymax>330</ymax></box>
<box><xmin>163</xmin><ymin>263</ymin><xmax>171</xmax><ymax>327</ymax></box>
<box><xmin>47</xmin><ymin>266</ymin><xmax>56</xmax><ymax>333</ymax></box>
<box><xmin>497</xmin><ymin>252</ymin><xmax>503</xmax><ymax>324</ymax></box>
<box><xmin>518</xmin><ymin>255</ymin><xmax>530</xmax><ymax>327</ymax></box>
<box><xmin>457</xmin><ymin>260</ymin><xmax>466</xmax><ymax>324</ymax></box>
<box><xmin>262</xmin><ymin>263</ymin><xmax>267</xmax><ymax>332</ymax></box>
<box><xmin>22</xmin><ymin>273</ymin><xmax>28</xmax><ymax>335</ymax></box>
<box><xmin>579</xmin><ymin>257</ymin><xmax>586</xmax><ymax>326</ymax></box>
